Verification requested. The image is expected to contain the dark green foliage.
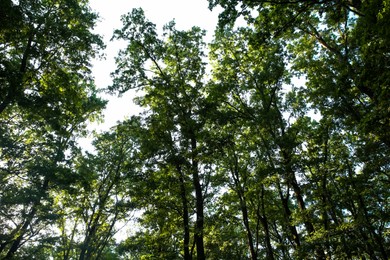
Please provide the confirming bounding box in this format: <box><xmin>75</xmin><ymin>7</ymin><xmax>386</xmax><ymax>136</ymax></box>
<box><xmin>0</xmin><ymin>0</ymin><xmax>105</xmax><ymax>258</ymax></box>
<box><xmin>1</xmin><ymin>0</ymin><xmax>389</xmax><ymax>259</ymax></box>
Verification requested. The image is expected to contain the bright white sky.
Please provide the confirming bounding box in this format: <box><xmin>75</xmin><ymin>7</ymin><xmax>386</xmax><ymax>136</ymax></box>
<box><xmin>90</xmin><ymin>0</ymin><xmax>221</xmax><ymax>127</ymax></box>
<box><xmin>79</xmin><ymin>0</ymin><xmax>223</xmax><ymax>238</ymax></box>
<box><xmin>78</xmin><ymin>0</ymin><xmax>222</xmax><ymax>150</ymax></box>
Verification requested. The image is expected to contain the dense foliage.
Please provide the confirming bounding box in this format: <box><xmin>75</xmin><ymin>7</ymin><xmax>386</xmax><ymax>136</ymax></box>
<box><xmin>1</xmin><ymin>0</ymin><xmax>389</xmax><ymax>259</ymax></box>
<box><xmin>0</xmin><ymin>0</ymin><xmax>105</xmax><ymax>258</ymax></box>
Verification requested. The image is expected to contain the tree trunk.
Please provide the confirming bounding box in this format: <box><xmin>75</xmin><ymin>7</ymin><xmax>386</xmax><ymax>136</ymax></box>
<box><xmin>260</xmin><ymin>185</ymin><xmax>274</xmax><ymax>260</ymax></box>
<box><xmin>191</xmin><ymin>136</ymin><xmax>205</xmax><ymax>260</ymax></box>
<box><xmin>277</xmin><ymin>181</ymin><xmax>301</xmax><ymax>249</ymax></box>
<box><xmin>230</xmin><ymin>156</ymin><xmax>257</xmax><ymax>260</ymax></box>
<box><xmin>4</xmin><ymin>178</ymin><xmax>49</xmax><ymax>259</ymax></box>
<box><xmin>0</xmin><ymin>31</ymin><xmax>33</xmax><ymax>114</ymax></box>
<box><xmin>283</xmin><ymin>152</ymin><xmax>325</xmax><ymax>260</ymax></box>
<box><xmin>176</xmin><ymin>164</ymin><xmax>192</xmax><ymax>260</ymax></box>
<box><xmin>238</xmin><ymin>193</ymin><xmax>257</xmax><ymax>260</ymax></box>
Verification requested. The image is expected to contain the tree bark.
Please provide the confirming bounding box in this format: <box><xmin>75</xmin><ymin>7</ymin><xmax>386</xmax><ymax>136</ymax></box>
<box><xmin>176</xmin><ymin>164</ymin><xmax>192</xmax><ymax>260</ymax></box>
<box><xmin>230</xmin><ymin>154</ymin><xmax>257</xmax><ymax>260</ymax></box>
<box><xmin>282</xmin><ymin>150</ymin><xmax>326</xmax><ymax>260</ymax></box>
<box><xmin>260</xmin><ymin>185</ymin><xmax>274</xmax><ymax>260</ymax></box>
<box><xmin>4</xmin><ymin>178</ymin><xmax>49</xmax><ymax>259</ymax></box>
<box><xmin>191</xmin><ymin>136</ymin><xmax>205</xmax><ymax>260</ymax></box>
<box><xmin>0</xmin><ymin>31</ymin><xmax>33</xmax><ymax>114</ymax></box>
<box><xmin>277</xmin><ymin>181</ymin><xmax>301</xmax><ymax>249</ymax></box>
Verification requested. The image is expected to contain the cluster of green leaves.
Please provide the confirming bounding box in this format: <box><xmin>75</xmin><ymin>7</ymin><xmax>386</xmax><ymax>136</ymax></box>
<box><xmin>1</xmin><ymin>0</ymin><xmax>389</xmax><ymax>259</ymax></box>
<box><xmin>111</xmin><ymin>9</ymin><xmax>213</xmax><ymax>259</ymax></box>
<box><xmin>108</xmin><ymin>1</ymin><xmax>389</xmax><ymax>259</ymax></box>
<box><xmin>0</xmin><ymin>0</ymin><xmax>108</xmax><ymax>259</ymax></box>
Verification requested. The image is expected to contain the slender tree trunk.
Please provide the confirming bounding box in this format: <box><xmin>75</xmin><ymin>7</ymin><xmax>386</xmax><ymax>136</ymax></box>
<box><xmin>272</xmin><ymin>221</ymin><xmax>290</xmax><ymax>259</ymax></box>
<box><xmin>357</xmin><ymin>194</ymin><xmax>388</xmax><ymax>259</ymax></box>
<box><xmin>290</xmin><ymin>172</ymin><xmax>326</xmax><ymax>259</ymax></box>
<box><xmin>4</xmin><ymin>209</ymin><xmax>37</xmax><ymax>259</ymax></box>
<box><xmin>321</xmin><ymin>175</ymin><xmax>331</xmax><ymax>260</ymax></box>
<box><xmin>0</xmin><ymin>31</ymin><xmax>33</xmax><ymax>114</ymax></box>
<box><xmin>260</xmin><ymin>216</ymin><xmax>274</xmax><ymax>260</ymax></box>
<box><xmin>63</xmin><ymin>217</ymin><xmax>79</xmax><ymax>260</ymax></box>
<box><xmin>277</xmin><ymin>181</ymin><xmax>301</xmax><ymax>249</ymax></box>
<box><xmin>238</xmin><ymin>194</ymin><xmax>257</xmax><ymax>260</ymax></box>
<box><xmin>4</xmin><ymin>178</ymin><xmax>49</xmax><ymax>259</ymax></box>
<box><xmin>190</xmin><ymin>136</ymin><xmax>205</xmax><ymax>260</ymax></box>
<box><xmin>260</xmin><ymin>185</ymin><xmax>274</xmax><ymax>260</ymax></box>
<box><xmin>79</xmin><ymin>226</ymin><xmax>94</xmax><ymax>260</ymax></box>
<box><xmin>345</xmin><ymin>163</ymin><xmax>387</xmax><ymax>259</ymax></box>
<box><xmin>320</xmin><ymin>127</ymin><xmax>331</xmax><ymax>260</ymax></box>
<box><xmin>95</xmin><ymin>211</ymin><xmax>119</xmax><ymax>259</ymax></box>
<box><xmin>282</xmin><ymin>150</ymin><xmax>326</xmax><ymax>260</ymax></box>
<box><xmin>230</xmin><ymin>157</ymin><xmax>257</xmax><ymax>260</ymax></box>
<box><xmin>79</xmin><ymin>159</ymin><xmax>123</xmax><ymax>260</ymax></box>
<box><xmin>176</xmin><ymin>164</ymin><xmax>192</xmax><ymax>260</ymax></box>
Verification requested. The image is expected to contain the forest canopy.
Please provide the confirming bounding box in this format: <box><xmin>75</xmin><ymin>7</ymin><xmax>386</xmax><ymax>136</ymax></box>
<box><xmin>0</xmin><ymin>0</ymin><xmax>389</xmax><ymax>259</ymax></box>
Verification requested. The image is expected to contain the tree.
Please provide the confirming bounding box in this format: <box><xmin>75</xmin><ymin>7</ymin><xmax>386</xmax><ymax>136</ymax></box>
<box><xmin>208</xmin><ymin>0</ymin><xmax>390</xmax><ymax>147</ymax></box>
<box><xmin>0</xmin><ymin>90</ymin><xmax>104</xmax><ymax>258</ymax></box>
<box><xmin>0</xmin><ymin>0</ymin><xmax>105</xmax><ymax>258</ymax></box>
<box><xmin>208</xmin><ymin>0</ymin><xmax>390</xmax><ymax>258</ymax></box>
<box><xmin>208</xmin><ymin>26</ymin><xmax>319</xmax><ymax>258</ymax></box>
<box><xmin>52</xmin><ymin>122</ymin><xmax>137</xmax><ymax>260</ymax></box>
<box><xmin>0</xmin><ymin>0</ymin><xmax>103</xmax><ymax>115</ymax></box>
<box><xmin>4</xmin><ymin>0</ymin><xmax>385</xmax><ymax>258</ymax></box>
<box><xmin>111</xmin><ymin>8</ymin><xmax>212</xmax><ymax>259</ymax></box>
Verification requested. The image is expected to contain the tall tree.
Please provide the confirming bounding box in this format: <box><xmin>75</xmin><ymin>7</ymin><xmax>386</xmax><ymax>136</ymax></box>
<box><xmin>208</xmin><ymin>26</ymin><xmax>320</xmax><ymax>258</ymax></box>
<box><xmin>208</xmin><ymin>0</ymin><xmax>390</xmax><ymax>147</ymax></box>
<box><xmin>0</xmin><ymin>0</ymin><xmax>103</xmax><ymax>115</ymax></box>
<box><xmin>0</xmin><ymin>0</ymin><xmax>105</xmax><ymax>258</ymax></box>
<box><xmin>53</xmin><ymin>122</ymin><xmax>137</xmax><ymax>260</ymax></box>
<box><xmin>111</xmin><ymin>8</ymin><xmax>212</xmax><ymax>259</ymax></box>
<box><xmin>208</xmin><ymin>0</ymin><xmax>390</xmax><ymax>258</ymax></box>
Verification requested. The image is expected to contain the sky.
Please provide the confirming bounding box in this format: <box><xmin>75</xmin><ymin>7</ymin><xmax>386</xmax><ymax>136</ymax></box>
<box><xmin>78</xmin><ymin>1</ymin><xmax>223</xmax><ymax>237</ymax></box>
<box><xmin>89</xmin><ymin>0</ymin><xmax>221</xmax><ymax>127</ymax></box>
<box><xmin>78</xmin><ymin>0</ymin><xmax>222</xmax><ymax>150</ymax></box>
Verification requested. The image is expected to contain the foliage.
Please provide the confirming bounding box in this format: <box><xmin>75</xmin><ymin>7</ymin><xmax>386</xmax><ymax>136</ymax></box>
<box><xmin>0</xmin><ymin>0</ymin><xmax>105</xmax><ymax>258</ymax></box>
<box><xmin>1</xmin><ymin>0</ymin><xmax>389</xmax><ymax>259</ymax></box>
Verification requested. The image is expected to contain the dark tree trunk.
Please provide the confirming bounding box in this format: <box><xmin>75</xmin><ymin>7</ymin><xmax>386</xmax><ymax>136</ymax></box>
<box><xmin>277</xmin><ymin>181</ymin><xmax>301</xmax><ymax>249</ymax></box>
<box><xmin>286</xmin><ymin>163</ymin><xmax>326</xmax><ymax>260</ymax></box>
<box><xmin>191</xmin><ymin>136</ymin><xmax>205</xmax><ymax>260</ymax></box>
<box><xmin>4</xmin><ymin>178</ymin><xmax>49</xmax><ymax>259</ymax></box>
<box><xmin>176</xmin><ymin>164</ymin><xmax>192</xmax><ymax>260</ymax></box>
<box><xmin>231</xmin><ymin>154</ymin><xmax>257</xmax><ymax>260</ymax></box>
<box><xmin>0</xmin><ymin>31</ymin><xmax>33</xmax><ymax>114</ymax></box>
<box><xmin>260</xmin><ymin>185</ymin><xmax>274</xmax><ymax>260</ymax></box>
